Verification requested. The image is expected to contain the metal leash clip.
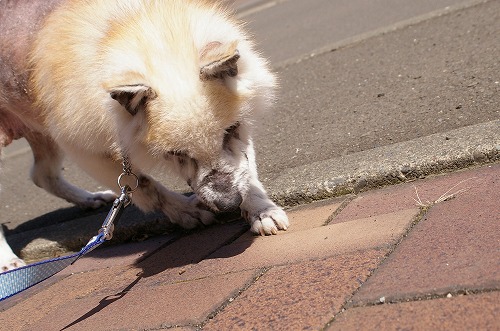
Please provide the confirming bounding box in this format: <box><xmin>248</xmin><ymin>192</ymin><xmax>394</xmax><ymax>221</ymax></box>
<box><xmin>99</xmin><ymin>186</ymin><xmax>132</xmax><ymax>240</ymax></box>
<box><xmin>99</xmin><ymin>154</ymin><xmax>139</xmax><ymax>240</ymax></box>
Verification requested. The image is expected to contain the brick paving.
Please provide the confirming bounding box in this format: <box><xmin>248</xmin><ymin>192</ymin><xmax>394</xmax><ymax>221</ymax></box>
<box><xmin>0</xmin><ymin>163</ymin><xmax>499</xmax><ymax>330</ymax></box>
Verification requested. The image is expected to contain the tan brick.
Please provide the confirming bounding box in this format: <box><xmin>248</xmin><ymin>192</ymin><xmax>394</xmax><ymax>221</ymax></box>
<box><xmin>181</xmin><ymin>209</ymin><xmax>418</xmax><ymax>280</ymax></box>
<box><xmin>285</xmin><ymin>198</ymin><xmax>344</xmax><ymax>232</ymax></box>
<box><xmin>226</xmin><ymin>198</ymin><xmax>344</xmax><ymax>245</ymax></box>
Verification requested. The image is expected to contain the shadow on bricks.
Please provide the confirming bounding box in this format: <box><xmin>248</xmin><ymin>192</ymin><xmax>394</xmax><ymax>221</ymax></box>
<box><xmin>60</xmin><ymin>277</ymin><xmax>142</xmax><ymax>330</ymax></box>
<box><xmin>135</xmin><ymin>217</ymin><xmax>254</xmax><ymax>277</ymax></box>
<box><xmin>58</xmin><ymin>218</ymin><xmax>254</xmax><ymax>329</ymax></box>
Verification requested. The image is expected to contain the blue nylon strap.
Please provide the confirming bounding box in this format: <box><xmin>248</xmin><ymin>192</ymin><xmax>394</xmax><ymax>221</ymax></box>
<box><xmin>0</xmin><ymin>233</ymin><xmax>106</xmax><ymax>301</ymax></box>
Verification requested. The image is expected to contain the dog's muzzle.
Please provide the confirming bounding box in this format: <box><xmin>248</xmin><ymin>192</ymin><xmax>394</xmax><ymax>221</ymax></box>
<box><xmin>197</xmin><ymin>170</ymin><xmax>243</xmax><ymax>213</ymax></box>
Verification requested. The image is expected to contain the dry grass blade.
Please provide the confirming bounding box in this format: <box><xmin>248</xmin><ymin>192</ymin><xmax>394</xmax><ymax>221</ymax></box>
<box><xmin>413</xmin><ymin>177</ymin><xmax>477</xmax><ymax>208</ymax></box>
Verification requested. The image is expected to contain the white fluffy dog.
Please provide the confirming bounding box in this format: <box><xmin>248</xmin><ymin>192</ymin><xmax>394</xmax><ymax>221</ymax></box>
<box><xmin>0</xmin><ymin>0</ymin><xmax>288</xmax><ymax>271</ymax></box>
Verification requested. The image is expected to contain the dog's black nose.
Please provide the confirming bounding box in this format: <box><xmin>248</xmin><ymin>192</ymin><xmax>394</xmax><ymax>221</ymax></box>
<box><xmin>213</xmin><ymin>191</ymin><xmax>243</xmax><ymax>213</ymax></box>
<box><xmin>198</xmin><ymin>170</ymin><xmax>243</xmax><ymax>213</ymax></box>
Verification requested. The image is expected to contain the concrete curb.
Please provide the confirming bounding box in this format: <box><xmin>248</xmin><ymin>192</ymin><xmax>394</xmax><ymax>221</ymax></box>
<box><xmin>268</xmin><ymin>120</ymin><xmax>500</xmax><ymax>207</ymax></box>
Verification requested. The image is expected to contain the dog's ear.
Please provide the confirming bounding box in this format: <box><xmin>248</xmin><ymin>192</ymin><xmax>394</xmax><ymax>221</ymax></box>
<box><xmin>199</xmin><ymin>41</ymin><xmax>240</xmax><ymax>81</ymax></box>
<box><xmin>108</xmin><ymin>84</ymin><xmax>157</xmax><ymax>116</ymax></box>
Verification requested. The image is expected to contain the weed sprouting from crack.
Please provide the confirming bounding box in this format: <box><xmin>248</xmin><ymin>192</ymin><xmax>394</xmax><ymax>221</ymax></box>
<box><xmin>412</xmin><ymin>177</ymin><xmax>477</xmax><ymax>208</ymax></box>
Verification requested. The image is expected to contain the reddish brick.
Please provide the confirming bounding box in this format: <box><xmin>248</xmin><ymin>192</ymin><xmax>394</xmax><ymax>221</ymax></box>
<box><xmin>1</xmin><ymin>266</ymin><xmax>141</xmax><ymax>330</ymax></box>
<box><xmin>330</xmin><ymin>292</ymin><xmax>500</xmax><ymax>331</ymax></box>
<box><xmin>204</xmin><ymin>249</ymin><xmax>387</xmax><ymax>331</ymax></box>
<box><xmin>27</xmin><ymin>270</ymin><xmax>257</xmax><ymax>331</ymax></box>
<box><xmin>334</xmin><ymin>163</ymin><xmax>500</xmax><ymax>223</ymax></box>
<box><xmin>332</xmin><ymin>184</ymin><xmax>417</xmax><ymax>223</ymax></box>
<box><xmin>350</xmin><ymin>165</ymin><xmax>500</xmax><ymax>305</ymax></box>
<box><xmin>182</xmin><ymin>209</ymin><xmax>418</xmax><ymax>279</ymax></box>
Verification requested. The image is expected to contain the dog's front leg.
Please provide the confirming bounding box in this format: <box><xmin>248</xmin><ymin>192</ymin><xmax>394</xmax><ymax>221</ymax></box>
<box><xmin>241</xmin><ymin>181</ymin><xmax>289</xmax><ymax>236</ymax></box>
<box><xmin>132</xmin><ymin>175</ymin><xmax>215</xmax><ymax>229</ymax></box>
<box><xmin>239</xmin><ymin>139</ymin><xmax>289</xmax><ymax>235</ymax></box>
<box><xmin>64</xmin><ymin>149</ymin><xmax>215</xmax><ymax>229</ymax></box>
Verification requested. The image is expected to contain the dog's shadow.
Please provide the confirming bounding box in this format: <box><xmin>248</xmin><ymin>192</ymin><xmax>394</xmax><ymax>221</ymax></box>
<box><xmin>58</xmin><ymin>225</ymin><xmax>253</xmax><ymax>331</ymax></box>
<box><xmin>7</xmin><ymin>200</ymin><xmax>239</xmax><ymax>254</ymax></box>
<box><xmin>6</xmin><ymin>202</ymin><xmax>253</xmax><ymax>269</ymax></box>
<box><xmin>67</xmin><ymin>206</ymin><xmax>254</xmax><ymax>276</ymax></box>
<box><xmin>30</xmin><ymin>205</ymin><xmax>253</xmax><ymax>331</ymax></box>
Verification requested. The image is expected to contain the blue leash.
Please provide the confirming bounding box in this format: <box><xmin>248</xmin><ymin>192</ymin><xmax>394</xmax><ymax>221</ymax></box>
<box><xmin>0</xmin><ymin>233</ymin><xmax>106</xmax><ymax>301</ymax></box>
<box><xmin>0</xmin><ymin>185</ymin><xmax>133</xmax><ymax>302</ymax></box>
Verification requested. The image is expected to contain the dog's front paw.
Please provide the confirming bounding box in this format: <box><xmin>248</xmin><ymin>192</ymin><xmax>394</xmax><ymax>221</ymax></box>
<box><xmin>1</xmin><ymin>256</ymin><xmax>26</xmax><ymax>273</ymax></box>
<box><xmin>164</xmin><ymin>195</ymin><xmax>216</xmax><ymax>230</ymax></box>
<box><xmin>244</xmin><ymin>205</ymin><xmax>289</xmax><ymax>236</ymax></box>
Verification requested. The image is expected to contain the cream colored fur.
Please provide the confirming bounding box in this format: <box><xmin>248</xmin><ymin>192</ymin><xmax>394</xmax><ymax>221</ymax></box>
<box><xmin>0</xmin><ymin>0</ymin><xmax>288</xmax><ymax>271</ymax></box>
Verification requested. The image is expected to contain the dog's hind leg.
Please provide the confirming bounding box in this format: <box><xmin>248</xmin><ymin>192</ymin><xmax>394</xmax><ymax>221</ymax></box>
<box><xmin>0</xmin><ymin>136</ymin><xmax>26</xmax><ymax>270</ymax></box>
<box><xmin>25</xmin><ymin>132</ymin><xmax>117</xmax><ymax>209</ymax></box>
<box><xmin>0</xmin><ymin>226</ymin><xmax>25</xmax><ymax>271</ymax></box>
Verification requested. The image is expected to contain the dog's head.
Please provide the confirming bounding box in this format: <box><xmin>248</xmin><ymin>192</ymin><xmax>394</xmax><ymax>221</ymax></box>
<box><xmin>105</xmin><ymin>39</ymin><xmax>275</xmax><ymax>213</ymax></box>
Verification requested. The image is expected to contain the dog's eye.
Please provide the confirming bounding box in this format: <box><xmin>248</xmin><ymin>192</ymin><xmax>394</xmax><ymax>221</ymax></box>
<box><xmin>166</xmin><ymin>150</ymin><xmax>189</xmax><ymax>158</ymax></box>
<box><xmin>223</xmin><ymin>122</ymin><xmax>240</xmax><ymax>147</ymax></box>
<box><xmin>225</xmin><ymin>122</ymin><xmax>240</xmax><ymax>136</ymax></box>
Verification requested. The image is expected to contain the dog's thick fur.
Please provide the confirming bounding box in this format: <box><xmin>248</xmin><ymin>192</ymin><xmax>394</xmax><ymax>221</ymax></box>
<box><xmin>0</xmin><ymin>0</ymin><xmax>288</xmax><ymax>271</ymax></box>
